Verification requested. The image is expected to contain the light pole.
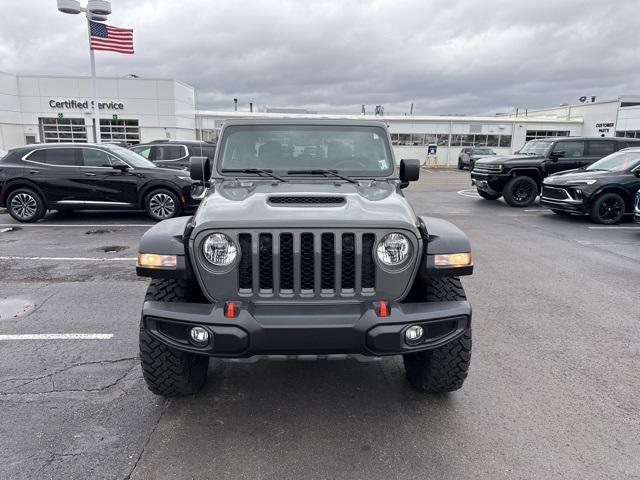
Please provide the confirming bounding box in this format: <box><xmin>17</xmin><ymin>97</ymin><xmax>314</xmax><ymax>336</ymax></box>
<box><xmin>57</xmin><ymin>0</ymin><xmax>112</xmax><ymax>143</ymax></box>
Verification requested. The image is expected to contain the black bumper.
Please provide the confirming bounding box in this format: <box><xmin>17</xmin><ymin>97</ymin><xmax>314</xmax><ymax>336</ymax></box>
<box><xmin>540</xmin><ymin>197</ymin><xmax>588</xmax><ymax>213</ymax></box>
<box><xmin>141</xmin><ymin>300</ymin><xmax>471</xmax><ymax>358</ymax></box>
<box><xmin>470</xmin><ymin>172</ymin><xmax>509</xmax><ymax>194</ymax></box>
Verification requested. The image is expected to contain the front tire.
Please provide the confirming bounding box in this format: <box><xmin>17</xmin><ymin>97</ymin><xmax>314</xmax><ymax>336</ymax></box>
<box><xmin>145</xmin><ymin>189</ymin><xmax>182</xmax><ymax>221</ymax></box>
<box><xmin>503</xmin><ymin>176</ymin><xmax>538</xmax><ymax>207</ymax></box>
<box><xmin>477</xmin><ymin>189</ymin><xmax>502</xmax><ymax>200</ymax></box>
<box><xmin>457</xmin><ymin>158</ymin><xmax>464</xmax><ymax>170</ymax></box>
<box><xmin>402</xmin><ymin>277</ymin><xmax>472</xmax><ymax>393</ymax></box>
<box><xmin>590</xmin><ymin>192</ymin><xmax>625</xmax><ymax>224</ymax></box>
<box><xmin>139</xmin><ymin>279</ymin><xmax>209</xmax><ymax>396</ymax></box>
<box><xmin>7</xmin><ymin>188</ymin><xmax>46</xmax><ymax>223</ymax></box>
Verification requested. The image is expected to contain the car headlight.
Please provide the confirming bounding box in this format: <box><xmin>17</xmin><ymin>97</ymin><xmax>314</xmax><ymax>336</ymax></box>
<box><xmin>566</xmin><ymin>180</ymin><xmax>596</xmax><ymax>185</ymax></box>
<box><xmin>203</xmin><ymin>233</ymin><xmax>237</xmax><ymax>266</ymax></box>
<box><xmin>176</xmin><ymin>175</ymin><xmax>192</xmax><ymax>181</ymax></box>
<box><xmin>376</xmin><ymin>233</ymin><xmax>411</xmax><ymax>266</ymax></box>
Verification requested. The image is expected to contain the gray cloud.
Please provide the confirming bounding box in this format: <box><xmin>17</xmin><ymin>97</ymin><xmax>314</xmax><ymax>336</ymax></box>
<box><xmin>1</xmin><ymin>0</ymin><xmax>639</xmax><ymax>115</ymax></box>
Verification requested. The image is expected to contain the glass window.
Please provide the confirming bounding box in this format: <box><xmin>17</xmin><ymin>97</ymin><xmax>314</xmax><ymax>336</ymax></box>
<box><xmin>397</xmin><ymin>134</ymin><xmax>411</xmax><ymax>146</ymax></box>
<box><xmin>499</xmin><ymin>135</ymin><xmax>512</xmax><ymax>147</ymax></box>
<box><xmin>588</xmin><ymin>141</ymin><xmax>616</xmax><ymax>157</ymax></box>
<box><xmin>473</xmin><ymin>134</ymin><xmax>488</xmax><ymax>146</ymax></box>
<box><xmin>450</xmin><ymin>134</ymin><xmax>463</xmax><ymax>146</ymax></box>
<box><xmin>411</xmin><ymin>134</ymin><xmax>426</xmax><ymax>146</ymax></box>
<box><xmin>99</xmin><ymin>119</ymin><xmax>140</xmax><ymax>145</ymax></box>
<box><xmin>81</xmin><ymin>148</ymin><xmax>113</xmax><ymax>167</ymax></box>
<box><xmin>487</xmin><ymin>135</ymin><xmax>499</xmax><ymax>147</ymax></box>
<box><xmin>587</xmin><ymin>151</ymin><xmax>640</xmax><ymax>172</ymax></box>
<box><xmin>150</xmin><ymin>145</ymin><xmax>186</xmax><ymax>161</ymax></box>
<box><xmin>553</xmin><ymin>141</ymin><xmax>585</xmax><ymax>157</ymax></box>
<box><xmin>27</xmin><ymin>148</ymin><xmax>80</xmax><ymax>166</ymax></box>
<box><xmin>101</xmin><ymin>145</ymin><xmax>157</xmax><ymax>168</ymax></box>
<box><xmin>38</xmin><ymin>117</ymin><xmax>87</xmax><ymax>143</ymax></box>
<box><xmin>436</xmin><ymin>134</ymin><xmax>450</xmax><ymax>146</ymax></box>
<box><xmin>217</xmin><ymin>125</ymin><xmax>393</xmax><ymax>176</ymax></box>
<box><xmin>131</xmin><ymin>145</ymin><xmax>151</xmax><ymax>158</ymax></box>
<box><xmin>461</xmin><ymin>134</ymin><xmax>474</xmax><ymax>146</ymax></box>
<box><xmin>390</xmin><ymin>133</ymin><xmax>399</xmax><ymax>145</ymax></box>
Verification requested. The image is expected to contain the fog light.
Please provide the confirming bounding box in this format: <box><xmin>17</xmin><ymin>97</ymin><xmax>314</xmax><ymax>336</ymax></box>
<box><xmin>405</xmin><ymin>325</ymin><xmax>424</xmax><ymax>345</ymax></box>
<box><xmin>189</xmin><ymin>327</ymin><xmax>209</xmax><ymax>346</ymax></box>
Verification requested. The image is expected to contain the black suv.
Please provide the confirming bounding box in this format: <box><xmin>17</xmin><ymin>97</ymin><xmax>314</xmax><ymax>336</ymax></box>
<box><xmin>0</xmin><ymin>143</ymin><xmax>201</xmax><ymax>222</ymax></box>
<box><xmin>130</xmin><ymin>140</ymin><xmax>216</xmax><ymax>171</ymax></box>
<box><xmin>471</xmin><ymin>136</ymin><xmax>640</xmax><ymax>207</ymax></box>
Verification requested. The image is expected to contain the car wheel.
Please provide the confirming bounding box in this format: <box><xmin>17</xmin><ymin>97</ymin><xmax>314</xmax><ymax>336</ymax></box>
<box><xmin>139</xmin><ymin>278</ymin><xmax>209</xmax><ymax>396</ymax></box>
<box><xmin>7</xmin><ymin>188</ymin><xmax>46</xmax><ymax>223</ymax></box>
<box><xmin>469</xmin><ymin>160</ymin><xmax>474</xmax><ymax>171</ymax></box>
<box><xmin>145</xmin><ymin>189</ymin><xmax>182</xmax><ymax>221</ymax></box>
<box><xmin>590</xmin><ymin>193</ymin><xmax>625</xmax><ymax>224</ymax></box>
<box><xmin>402</xmin><ymin>277</ymin><xmax>471</xmax><ymax>394</ymax></box>
<box><xmin>503</xmin><ymin>176</ymin><xmax>538</xmax><ymax>207</ymax></box>
<box><xmin>457</xmin><ymin>158</ymin><xmax>464</xmax><ymax>170</ymax></box>
<box><xmin>477</xmin><ymin>189</ymin><xmax>502</xmax><ymax>200</ymax></box>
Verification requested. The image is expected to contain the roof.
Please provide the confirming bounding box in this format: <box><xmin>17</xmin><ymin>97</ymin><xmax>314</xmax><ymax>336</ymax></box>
<box><xmin>220</xmin><ymin>118</ymin><xmax>390</xmax><ymax>127</ymax></box>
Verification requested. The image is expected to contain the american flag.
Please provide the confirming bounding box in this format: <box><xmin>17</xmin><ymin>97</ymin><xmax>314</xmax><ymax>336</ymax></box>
<box><xmin>89</xmin><ymin>21</ymin><xmax>134</xmax><ymax>54</ymax></box>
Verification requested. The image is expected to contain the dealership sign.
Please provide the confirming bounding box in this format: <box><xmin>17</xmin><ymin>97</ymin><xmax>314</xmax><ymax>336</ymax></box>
<box><xmin>48</xmin><ymin>99</ymin><xmax>124</xmax><ymax>110</ymax></box>
<box><xmin>595</xmin><ymin>122</ymin><xmax>614</xmax><ymax>134</ymax></box>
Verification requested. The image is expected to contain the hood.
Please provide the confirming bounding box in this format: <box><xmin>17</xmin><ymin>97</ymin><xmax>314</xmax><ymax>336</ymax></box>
<box><xmin>191</xmin><ymin>179</ymin><xmax>419</xmax><ymax>231</ymax></box>
<box><xmin>475</xmin><ymin>154</ymin><xmax>544</xmax><ymax>166</ymax></box>
<box><xmin>470</xmin><ymin>154</ymin><xmax>496</xmax><ymax>160</ymax></box>
<box><xmin>544</xmin><ymin>169</ymin><xmax>617</xmax><ymax>184</ymax></box>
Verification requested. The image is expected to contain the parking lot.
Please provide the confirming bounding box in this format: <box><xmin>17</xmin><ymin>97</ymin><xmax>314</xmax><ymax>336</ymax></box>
<box><xmin>1</xmin><ymin>169</ymin><xmax>639</xmax><ymax>480</ymax></box>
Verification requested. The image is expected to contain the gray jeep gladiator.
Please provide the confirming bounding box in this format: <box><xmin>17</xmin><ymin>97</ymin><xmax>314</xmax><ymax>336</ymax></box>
<box><xmin>136</xmin><ymin>119</ymin><xmax>474</xmax><ymax>396</ymax></box>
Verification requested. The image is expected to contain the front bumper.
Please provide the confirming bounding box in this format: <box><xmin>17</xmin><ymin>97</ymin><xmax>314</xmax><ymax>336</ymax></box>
<box><xmin>470</xmin><ymin>172</ymin><xmax>509</xmax><ymax>194</ymax></box>
<box><xmin>540</xmin><ymin>197</ymin><xmax>588</xmax><ymax>213</ymax></box>
<box><xmin>142</xmin><ymin>300</ymin><xmax>471</xmax><ymax>358</ymax></box>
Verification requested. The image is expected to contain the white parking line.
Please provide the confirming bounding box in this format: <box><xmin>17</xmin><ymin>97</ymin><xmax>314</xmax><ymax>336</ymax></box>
<box><xmin>0</xmin><ymin>333</ymin><xmax>114</xmax><ymax>340</ymax></box>
<box><xmin>0</xmin><ymin>256</ymin><xmax>135</xmax><ymax>261</ymax></box>
<box><xmin>0</xmin><ymin>224</ymin><xmax>152</xmax><ymax>228</ymax></box>
<box><xmin>588</xmin><ymin>226</ymin><xmax>640</xmax><ymax>230</ymax></box>
<box><xmin>457</xmin><ymin>189</ymin><xmax>481</xmax><ymax>198</ymax></box>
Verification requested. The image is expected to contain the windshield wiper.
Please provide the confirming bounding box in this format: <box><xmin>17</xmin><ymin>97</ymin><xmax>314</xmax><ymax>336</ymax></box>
<box><xmin>222</xmin><ymin>168</ymin><xmax>288</xmax><ymax>182</ymax></box>
<box><xmin>287</xmin><ymin>169</ymin><xmax>358</xmax><ymax>184</ymax></box>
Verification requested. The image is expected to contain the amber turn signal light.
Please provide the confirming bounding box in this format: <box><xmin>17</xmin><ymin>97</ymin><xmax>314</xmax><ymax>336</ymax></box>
<box><xmin>137</xmin><ymin>253</ymin><xmax>177</xmax><ymax>268</ymax></box>
<box><xmin>434</xmin><ymin>253</ymin><xmax>473</xmax><ymax>267</ymax></box>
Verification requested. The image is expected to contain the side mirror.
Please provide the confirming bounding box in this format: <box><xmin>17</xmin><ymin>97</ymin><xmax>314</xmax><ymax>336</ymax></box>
<box><xmin>112</xmin><ymin>164</ymin><xmax>130</xmax><ymax>172</ymax></box>
<box><xmin>634</xmin><ymin>169</ymin><xmax>640</xmax><ymax>178</ymax></box>
<box><xmin>399</xmin><ymin>159</ymin><xmax>420</xmax><ymax>183</ymax></box>
<box><xmin>190</xmin><ymin>156</ymin><xmax>211</xmax><ymax>184</ymax></box>
<box><xmin>549</xmin><ymin>151</ymin><xmax>565</xmax><ymax>161</ymax></box>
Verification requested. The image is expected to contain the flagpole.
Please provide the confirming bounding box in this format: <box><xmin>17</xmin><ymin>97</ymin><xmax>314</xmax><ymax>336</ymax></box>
<box><xmin>86</xmin><ymin>17</ymin><xmax>101</xmax><ymax>143</ymax></box>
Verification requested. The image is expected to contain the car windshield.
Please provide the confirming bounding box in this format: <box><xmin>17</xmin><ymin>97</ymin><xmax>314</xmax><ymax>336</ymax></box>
<box><xmin>105</xmin><ymin>145</ymin><xmax>157</xmax><ymax>168</ymax></box>
<box><xmin>518</xmin><ymin>140</ymin><xmax>553</xmax><ymax>155</ymax></box>
<box><xmin>586</xmin><ymin>151</ymin><xmax>640</xmax><ymax>172</ymax></box>
<box><xmin>217</xmin><ymin>125</ymin><xmax>393</xmax><ymax>177</ymax></box>
<box><xmin>472</xmin><ymin>148</ymin><xmax>495</xmax><ymax>155</ymax></box>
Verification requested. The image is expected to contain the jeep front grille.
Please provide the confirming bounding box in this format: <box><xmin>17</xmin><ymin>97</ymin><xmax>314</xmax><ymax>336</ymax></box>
<box><xmin>268</xmin><ymin>196</ymin><xmax>346</xmax><ymax>206</ymax></box>
<box><xmin>237</xmin><ymin>231</ymin><xmax>376</xmax><ymax>296</ymax></box>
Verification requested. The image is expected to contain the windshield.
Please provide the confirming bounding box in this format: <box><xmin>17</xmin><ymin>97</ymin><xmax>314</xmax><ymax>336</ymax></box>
<box><xmin>519</xmin><ymin>140</ymin><xmax>553</xmax><ymax>155</ymax></box>
<box><xmin>105</xmin><ymin>145</ymin><xmax>157</xmax><ymax>168</ymax></box>
<box><xmin>472</xmin><ymin>148</ymin><xmax>495</xmax><ymax>155</ymax></box>
<box><xmin>217</xmin><ymin>125</ymin><xmax>393</xmax><ymax>177</ymax></box>
<box><xmin>586</xmin><ymin>150</ymin><xmax>640</xmax><ymax>172</ymax></box>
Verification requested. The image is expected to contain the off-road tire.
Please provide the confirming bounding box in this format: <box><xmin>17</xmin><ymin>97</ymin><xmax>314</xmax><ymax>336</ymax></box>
<box><xmin>477</xmin><ymin>189</ymin><xmax>501</xmax><ymax>200</ymax></box>
<box><xmin>139</xmin><ymin>279</ymin><xmax>209</xmax><ymax>396</ymax></box>
<box><xmin>403</xmin><ymin>277</ymin><xmax>472</xmax><ymax>393</ymax></box>
<box><xmin>7</xmin><ymin>188</ymin><xmax>46</xmax><ymax>223</ymax></box>
<box><xmin>503</xmin><ymin>175</ymin><xmax>538</xmax><ymax>207</ymax></box>
<box><xmin>589</xmin><ymin>192</ymin><xmax>625</xmax><ymax>225</ymax></box>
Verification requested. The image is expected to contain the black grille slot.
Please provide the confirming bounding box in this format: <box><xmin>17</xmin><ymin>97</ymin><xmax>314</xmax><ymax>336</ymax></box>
<box><xmin>269</xmin><ymin>196</ymin><xmax>345</xmax><ymax>206</ymax></box>
<box><xmin>542</xmin><ymin>186</ymin><xmax>568</xmax><ymax>200</ymax></box>
<box><xmin>238</xmin><ymin>234</ymin><xmax>252</xmax><ymax>290</ymax></box>
<box><xmin>341</xmin><ymin>233</ymin><xmax>356</xmax><ymax>290</ymax></box>
<box><xmin>361</xmin><ymin>233</ymin><xmax>375</xmax><ymax>289</ymax></box>
<box><xmin>300</xmin><ymin>233</ymin><xmax>315</xmax><ymax>290</ymax></box>
<box><xmin>321</xmin><ymin>233</ymin><xmax>335</xmax><ymax>290</ymax></box>
<box><xmin>280</xmin><ymin>233</ymin><xmax>294</xmax><ymax>290</ymax></box>
<box><xmin>259</xmin><ymin>234</ymin><xmax>273</xmax><ymax>290</ymax></box>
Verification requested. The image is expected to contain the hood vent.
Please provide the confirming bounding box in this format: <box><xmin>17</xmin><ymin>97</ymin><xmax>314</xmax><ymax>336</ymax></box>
<box><xmin>268</xmin><ymin>196</ymin><xmax>346</xmax><ymax>206</ymax></box>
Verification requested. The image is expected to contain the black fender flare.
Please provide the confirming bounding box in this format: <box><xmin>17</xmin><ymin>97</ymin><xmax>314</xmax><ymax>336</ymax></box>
<box><xmin>1</xmin><ymin>178</ymin><xmax>49</xmax><ymax>208</ymax></box>
<box><xmin>137</xmin><ymin>181</ymin><xmax>185</xmax><ymax>209</ymax></box>
<box><xmin>136</xmin><ymin>216</ymin><xmax>195</xmax><ymax>279</ymax></box>
<box><xmin>418</xmin><ymin>216</ymin><xmax>473</xmax><ymax>278</ymax></box>
<box><xmin>508</xmin><ymin>168</ymin><xmax>543</xmax><ymax>185</ymax></box>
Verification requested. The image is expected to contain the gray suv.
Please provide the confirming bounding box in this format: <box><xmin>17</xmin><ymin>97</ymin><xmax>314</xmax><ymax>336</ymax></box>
<box><xmin>135</xmin><ymin>119</ymin><xmax>474</xmax><ymax>397</ymax></box>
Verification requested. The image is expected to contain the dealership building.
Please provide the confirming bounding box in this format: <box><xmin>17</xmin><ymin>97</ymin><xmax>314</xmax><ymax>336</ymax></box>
<box><xmin>2</xmin><ymin>71</ymin><xmax>640</xmax><ymax>166</ymax></box>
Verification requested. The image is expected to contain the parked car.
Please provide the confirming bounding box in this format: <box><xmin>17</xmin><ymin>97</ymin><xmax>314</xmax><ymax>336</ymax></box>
<box><xmin>0</xmin><ymin>143</ymin><xmax>201</xmax><ymax>222</ymax></box>
<box><xmin>541</xmin><ymin>148</ymin><xmax>640</xmax><ymax>224</ymax></box>
<box><xmin>135</xmin><ymin>119</ymin><xmax>474</xmax><ymax>397</ymax></box>
<box><xmin>458</xmin><ymin>147</ymin><xmax>496</xmax><ymax>170</ymax></box>
<box><xmin>471</xmin><ymin>136</ymin><xmax>640</xmax><ymax>207</ymax></box>
<box><xmin>130</xmin><ymin>140</ymin><xmax>216</xmax><ymax>171</ymax></box>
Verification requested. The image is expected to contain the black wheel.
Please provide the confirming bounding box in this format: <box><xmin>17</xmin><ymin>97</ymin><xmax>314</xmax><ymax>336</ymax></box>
<box><xmin>590</xmin><ymin>193</ymin><xmax>625</xmax><ymax>224</ymax></box>
<box><xmin>551</xmin><ymin>209</ymin><xmax>571</xmax><ymax>216</ymax></box>
<box><xmin>503</xmin><ymin>176</ymin><xmax>538</xmax><ymax>207</ymax></box>
<box><xmin>457</xmin><ymin>158</ymin><xmax>464</xmax><ymax>170</ymax></box>
<box><xmin>145</xmin><ymin>189</ymin><xmax>182</xmax><ymax>221</ymax></box>
<box><xmin>7</xmin><ymin>188</ymin><xmax>46</xmax><ymax>223</ymax></box>
<box><xmin>402</xmin><ymin>277</ymin><xmax>472</xmax><ymax>394</ymax></box>
<box><xmin>469</xmin><ymin>160</ymin><xmax>475</xmax><ymax>171</ymax></box>
<box><xmin>477</xmin><ymin>189</ymin><xmax>502</xmax><ymax>200</ymax></box>
<box><xmin>139</xmin><ymin>279</ymin><xmax>209</xmax><ymax>396</ymax></box>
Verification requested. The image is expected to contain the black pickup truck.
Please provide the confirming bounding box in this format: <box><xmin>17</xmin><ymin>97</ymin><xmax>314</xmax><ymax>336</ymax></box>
<box><xmin>471</xmin><ymin>137</ymin><xmax>640</xmax><ymax>207</ymax></box>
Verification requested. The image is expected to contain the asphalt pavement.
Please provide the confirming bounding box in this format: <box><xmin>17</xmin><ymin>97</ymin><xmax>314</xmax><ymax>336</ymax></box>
<box><xmin>1</xmin><ymin>169</ymin><xmax>639</xmax><ymax>479</ymax></box>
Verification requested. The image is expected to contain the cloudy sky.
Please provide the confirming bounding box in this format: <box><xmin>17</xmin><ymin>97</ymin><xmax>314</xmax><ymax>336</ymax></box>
<box><xmin>1</xmin><ymin>0</ymin><xmax>639</xmax><ymax>115</ymax></box>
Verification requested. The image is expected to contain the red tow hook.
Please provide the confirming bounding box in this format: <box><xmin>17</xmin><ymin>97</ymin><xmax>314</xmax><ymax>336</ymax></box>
<box><xmin>225</xmin><ymin>301</ymin><xmax>237</xmax><ymax>318</ymax></box>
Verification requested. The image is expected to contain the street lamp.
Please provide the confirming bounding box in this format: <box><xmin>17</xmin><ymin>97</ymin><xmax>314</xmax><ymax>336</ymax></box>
<box><xmin>57</xmin><ymin>0</ymin><xmax>112</xmax><ymax>143</ymax></box>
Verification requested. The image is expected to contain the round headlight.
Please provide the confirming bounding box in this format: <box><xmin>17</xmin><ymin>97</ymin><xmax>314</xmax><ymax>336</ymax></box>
<box><xmin>203</xmin><ymin>233</ymin><xmax>237</xmax><ymax>266</ymax></box>
<box><xmin>376</xmin><ymin>233</ymin><xmax>411</xmax><ymax>266</ymax></box>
